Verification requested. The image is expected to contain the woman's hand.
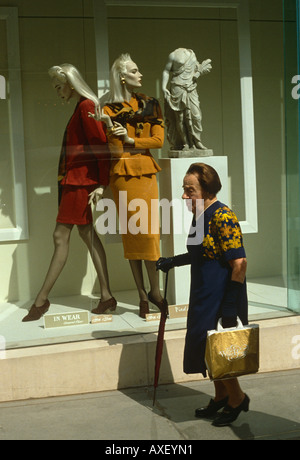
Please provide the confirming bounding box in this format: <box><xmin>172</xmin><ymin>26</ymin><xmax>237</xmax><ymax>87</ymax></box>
<box><xmin>156</xmin><ymin>257</ymin><xmax>175</xmax><ymax>273</ymax></box>
<box><xmin>88</xmin><ymin>186</ymin><xmax>105</xmax><ymax>206</ymax></box>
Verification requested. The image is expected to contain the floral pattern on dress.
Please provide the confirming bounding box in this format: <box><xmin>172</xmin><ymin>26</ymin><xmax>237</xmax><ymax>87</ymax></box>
<box><xmin>202</xmin><ymin>206</ymin><xmax>244</xmax><ymax>260</ymax></box>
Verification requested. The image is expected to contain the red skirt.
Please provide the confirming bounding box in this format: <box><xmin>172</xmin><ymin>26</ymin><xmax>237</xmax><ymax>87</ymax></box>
<box><xmin>56</xmin><ymin>185</ymin><xmax>95</xmax><ymax>225</ymax></box>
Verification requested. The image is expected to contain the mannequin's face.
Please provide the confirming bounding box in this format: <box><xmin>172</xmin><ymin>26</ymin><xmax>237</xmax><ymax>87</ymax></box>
<box><xmin>122</xmin><ymin>61</ymin><xmax>142</xmax><ymax>90</ymax></box>
<box><xmin>52</xmin><ymin>77</ymin><xmax>73</xmax><ymax>101</ymax></box>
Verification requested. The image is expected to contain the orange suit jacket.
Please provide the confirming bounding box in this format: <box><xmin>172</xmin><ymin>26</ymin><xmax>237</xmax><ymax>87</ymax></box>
<box><xmin>103</xmin><ymin>94</ymin><xmax>164</xmax><ymax>177</ymax></box>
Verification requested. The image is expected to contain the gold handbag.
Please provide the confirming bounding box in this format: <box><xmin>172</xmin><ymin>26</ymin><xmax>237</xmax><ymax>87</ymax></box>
<box><xmin>205</xmin><ymin>318</ymin><xmax>259</xmax><ymax>381</ymax></box>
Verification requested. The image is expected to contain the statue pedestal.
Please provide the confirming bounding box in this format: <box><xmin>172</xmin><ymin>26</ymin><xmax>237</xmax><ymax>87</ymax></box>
<box><xmin>168</xmin><ymin>148</ymin><xmax>213</xmax><ymax>158</ymax></box>
<box><xmin>158</xmin><ymin>156</ymin><xmax>228</xmax><ymax>306</ymax></box>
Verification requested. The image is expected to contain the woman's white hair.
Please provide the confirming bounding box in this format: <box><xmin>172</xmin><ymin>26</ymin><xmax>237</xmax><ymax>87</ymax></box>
<box><xmin>48</xmin><ymin>63</ymin><xmax>100</xmax><ymax>110</ymax></box>
<box><xmin>101</xmin><ymin>53</ymin><xmax>133</xmax><ymax>104</ymax></box>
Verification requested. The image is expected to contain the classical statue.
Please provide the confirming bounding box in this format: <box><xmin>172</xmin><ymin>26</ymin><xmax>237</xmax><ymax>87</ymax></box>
<box><xmin>162</xmin><ymin>48</ymin><xmax>212</xmax><ymax>156</ymax></box>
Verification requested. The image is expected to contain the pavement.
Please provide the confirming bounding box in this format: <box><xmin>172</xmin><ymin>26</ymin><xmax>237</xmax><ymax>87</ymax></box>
<box><xmin>0</xmin><ymin>369</ymin><xmax>299</xmax><ymax>441</ymax></box>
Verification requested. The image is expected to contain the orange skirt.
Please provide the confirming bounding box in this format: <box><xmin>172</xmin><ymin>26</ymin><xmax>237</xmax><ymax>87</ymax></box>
<box><xmin>110</xmin><ymin>174</ymin><xmax>160</xmax><ymax>260</ymax></box>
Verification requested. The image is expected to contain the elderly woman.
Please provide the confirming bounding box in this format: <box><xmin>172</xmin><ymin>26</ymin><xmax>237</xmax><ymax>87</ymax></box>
<box><xmin>94</xmin><ymin>53</ymin><xmax>166</xmax><ymax>318</ymax></box>
<box><xmin>156</xmin><ymin>163</ymin><xmax>249</xmax><ymax>427</ymax></box>
<box><xmin>22</xmin><ymin>64</ymin><xmax>115</xmax><ymax>322</ymax></box>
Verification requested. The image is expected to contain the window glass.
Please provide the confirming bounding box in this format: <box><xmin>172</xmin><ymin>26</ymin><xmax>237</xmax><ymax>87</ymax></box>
<box><xmin>0</xmin><ymin>0</ymin><xmax>297</xmax><ymax>351</ymax></box>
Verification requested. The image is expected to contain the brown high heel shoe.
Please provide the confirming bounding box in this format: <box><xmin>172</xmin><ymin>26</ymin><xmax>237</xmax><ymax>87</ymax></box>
<box><xmin>147</xmin><ymin>292</ymin><xmax>168</xmax><ymax>315</ymax></box>
<box><xmin>139</xmin><ymin>300</ymin><xmax>149</xmax><ymax>318</ymax></box>
<box><xmin>22</xmin><ymin>300</ymin><xmax>50</xmax><ymax>322</ymax></box>
<box><xmin>92</xmin><ymin>297</ymin><xmax>117</xmax><ymax>314</ymax></box>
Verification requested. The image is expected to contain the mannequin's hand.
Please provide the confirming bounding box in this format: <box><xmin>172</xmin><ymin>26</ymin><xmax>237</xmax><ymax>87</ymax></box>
<box><xmin>111</xmin><ymin>122</ymin><xmax>127</xmax><ymax>137</ymax></box>
<box><xmin>112</xmin><ymin>122</ymin><xmax>134</xmax><ymax>144</ymax></box>
<box><xmin>88</xmin><ymin>108</ymin><xmax>112</xmax><ymax>128</ymax></box>
<box><xmin>88</xmin><ymin>105</ymin><xmax>101</xmax><ymax>121</ymax></box>
<box><xmin>88</xmin><ymin>186</ymin><xmax>104</xmax><ymax>205</ymax></box>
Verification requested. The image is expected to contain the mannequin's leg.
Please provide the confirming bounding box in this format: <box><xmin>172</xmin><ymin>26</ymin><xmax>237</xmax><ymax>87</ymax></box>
<box><xmin>77</xmin><ymin>224</ymin><xmax>113</xmax><ymax>301</ymax></box>
<box><xmin>144</xmin><ymin>260</ymin><xmax>163</xmax><ymax>302</ymax></box>
<box><xmin>34</xmin><ymin>223</ymin><xmax>73</xmax><ymax>307</ymax></box>
<box><xmin>129</xmin><ymin>259</ymin><xmax>149</xmax><ymax>317</ymax></box>
<box><xmin>129</xmin><ymin>259</ymin><xmax>147</xmax><ymax>301</ymax></box>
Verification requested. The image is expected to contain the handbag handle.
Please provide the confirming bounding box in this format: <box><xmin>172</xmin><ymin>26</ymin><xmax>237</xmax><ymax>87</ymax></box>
<box><xmin>217</xmin><ymin>317</ymin><xmax>244</xmax><ymax>332</ymax></box>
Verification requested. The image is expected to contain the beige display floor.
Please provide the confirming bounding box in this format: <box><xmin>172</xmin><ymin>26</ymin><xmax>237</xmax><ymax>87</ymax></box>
<box><xmin>1</xmin><ymin>290</ymin><xmax>186</xmax><ymax>349</ymax></box>
<box><xmin>0</xmin><ymin>280</ymin><xmax>295</xmax><ymax>350</ymax></box>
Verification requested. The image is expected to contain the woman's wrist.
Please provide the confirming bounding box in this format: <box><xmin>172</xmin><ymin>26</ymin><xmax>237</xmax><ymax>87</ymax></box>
<box><xmin>221</xmin><ymin>280</ymin><xmax>244</xmax><ymax>319</ymax></box>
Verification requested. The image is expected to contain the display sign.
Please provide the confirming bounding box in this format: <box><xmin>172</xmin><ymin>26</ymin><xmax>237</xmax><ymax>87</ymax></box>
<box><xmin>44</xmin><ymin>311</ymin><xmax>89</xmax><ymax>329</ymax></box>
<box><xmin>145</xmin><ymin>304</ymin><xmax>189</xmax><ymax>322</ymax></box>
<box><xmin>168</xmin><ymin>304</ymin><xmax>188</xmax><ymax>319</ymax></box>
<box><xmin>91</xmin><ymin>314</ymin><xmax>113</xmax><ymax>324</ymax></box>
<box><xmin>145</xmin><ymin>312</ymin><xmax>161</xmax><ymax>322</ymax></box>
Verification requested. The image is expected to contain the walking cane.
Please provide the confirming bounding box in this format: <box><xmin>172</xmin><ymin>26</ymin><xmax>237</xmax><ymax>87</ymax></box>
<box><xmin>153</xmin><ymin>270</ymin><xmax>169</xmax><ymax>406</ymax></box>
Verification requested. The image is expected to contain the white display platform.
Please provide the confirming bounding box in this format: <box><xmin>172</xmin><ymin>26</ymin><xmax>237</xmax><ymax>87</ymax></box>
<box><xmin>158</xmin><ymin>156</ymin><xmax>228</xmax><ymax>305</ymax></box>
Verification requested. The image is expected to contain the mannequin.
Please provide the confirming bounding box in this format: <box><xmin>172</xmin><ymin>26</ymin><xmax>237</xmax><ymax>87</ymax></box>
<box><xmin>22</xmin><ymin>64</ymin><xmax>115</xmax><ymax>322</ymax></box>
<box><xmin>91</xmin><ymin>54</ymin><xmax>167</xmax><ymax>318</ymax></box>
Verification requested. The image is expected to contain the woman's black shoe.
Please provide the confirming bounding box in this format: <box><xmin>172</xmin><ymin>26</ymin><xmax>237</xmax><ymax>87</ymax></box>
<box><xmin>212</xmin><ymin>394</ymin><xmax>250</xmax><ymax>427</ymax></box>
<box><xmin>195</xmin><ymin>396</ymin><xmax>228</xmax><ymax>419</ymax></box>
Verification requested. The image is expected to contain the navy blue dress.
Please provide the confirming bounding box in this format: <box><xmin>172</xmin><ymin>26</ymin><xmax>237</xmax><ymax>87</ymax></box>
<box><xmin>183</xmin><ymin>201</ymin><xmax>248</xmax><ymax>377</ymax></box>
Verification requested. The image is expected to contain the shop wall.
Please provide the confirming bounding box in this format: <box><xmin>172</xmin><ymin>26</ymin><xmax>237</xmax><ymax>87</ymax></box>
<box><xmin>0</xmin><ymin>0</ymin><xmax>286</xmax><ymax>303</ymax></box>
